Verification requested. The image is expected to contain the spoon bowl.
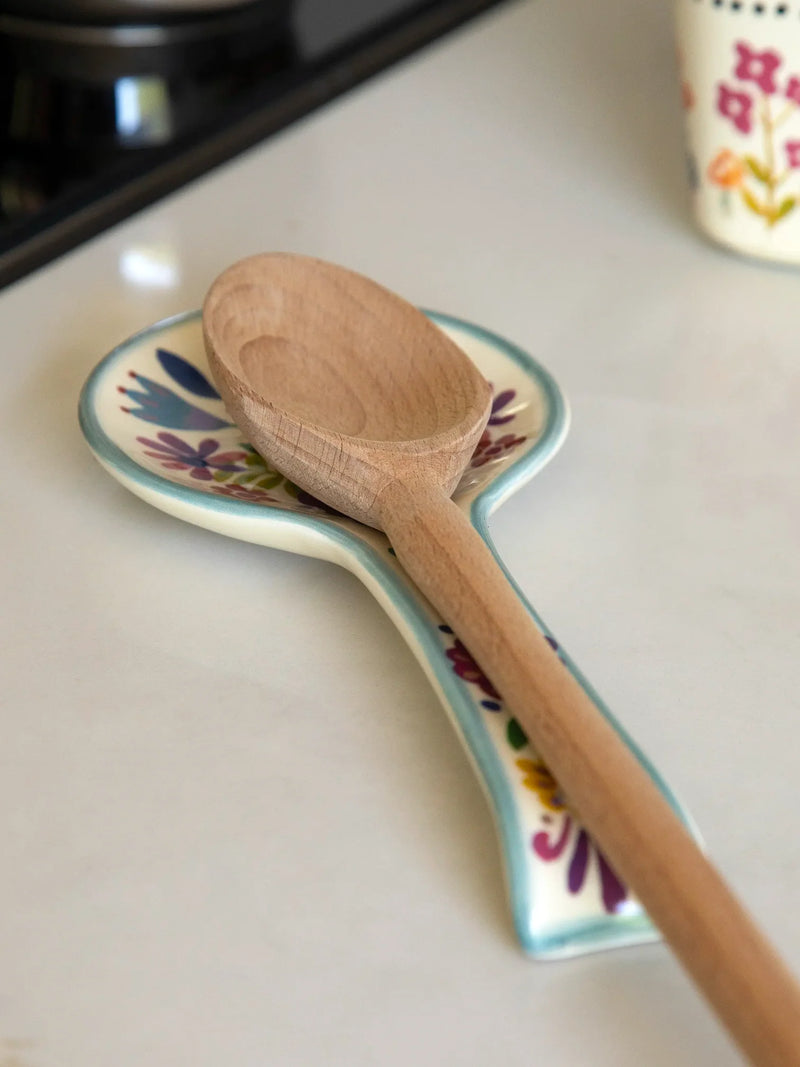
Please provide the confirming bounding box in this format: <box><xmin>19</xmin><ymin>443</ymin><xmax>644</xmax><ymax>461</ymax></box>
<box><xmin>203</xmin><ymin>253</ymin><xmax>493</xmax><ymax>525</ymax></box>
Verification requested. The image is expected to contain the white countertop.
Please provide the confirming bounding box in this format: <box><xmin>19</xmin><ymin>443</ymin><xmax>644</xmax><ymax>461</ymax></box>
<box><xmin>2</xmin><ymin>0</ymin><xmax>799</xmax><ymax>1063</ymax></box>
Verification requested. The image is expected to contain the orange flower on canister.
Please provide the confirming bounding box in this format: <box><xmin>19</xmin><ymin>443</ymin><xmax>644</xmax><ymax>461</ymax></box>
<box><xmin>707</xmin><ymin>148</ymin><xmax>745</xmax><ymax>189</ymax></box>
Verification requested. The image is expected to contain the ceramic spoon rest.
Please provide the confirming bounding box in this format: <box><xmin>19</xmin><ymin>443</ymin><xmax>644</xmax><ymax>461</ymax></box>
<box><xmin>79</xmin><ymin>309</ymin><xmax>697</xmax><ymax>959</ymax></box>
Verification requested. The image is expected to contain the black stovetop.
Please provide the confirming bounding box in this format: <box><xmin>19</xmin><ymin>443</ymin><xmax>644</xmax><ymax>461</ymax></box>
<box><xmin>0</xmin><ymin>0</ymin><xmax>505</xmax><ymax>290</ymax></box>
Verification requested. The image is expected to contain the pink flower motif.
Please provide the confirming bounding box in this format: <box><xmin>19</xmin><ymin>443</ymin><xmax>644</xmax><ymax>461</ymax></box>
<box><xmin>734</xmin><ymin>41</ymin><xmax>782</xmax><ymax>95</ymax></box>
<box><xmin>717</xmin><ymin>83</ymin><xmax>754</xmax><ymax>134</ymax></box>
<box><xmin>786</xmin><ymin>141</ymin><xmax>800</xmax><ymax>168</ymax></box>
<box><xmin>470</xmin><ymin>429</ymin><xmax>527</xmax><ymax>468</ymax></box>
<box><xmin>786</xmin><ymin>76</ymin><xmax>800</xmax><ymax>107</ymax></box>
<box><xmin>445</xmin><ymin>638</ymin><xmax>500</xmax><ymax>700</ymax></box>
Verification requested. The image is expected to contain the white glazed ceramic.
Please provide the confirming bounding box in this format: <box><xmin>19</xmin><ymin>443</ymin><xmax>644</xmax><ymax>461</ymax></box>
<box><xmin>676</xmin><ymin>0</ymin><xmax>800</xmax><ymax>264</ymax></box>
<box><xmin>79</xmin><ymin>309</ymin><xmax>698</xmax><ymax>959</ymax></box>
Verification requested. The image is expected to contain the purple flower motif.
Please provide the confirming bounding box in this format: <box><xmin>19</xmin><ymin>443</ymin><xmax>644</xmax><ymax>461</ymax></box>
<box><xmin>520</xmin><ymin>757</ymin><xmax>627</xmax><ymax>913</ymax></box>
<box><xmin>445</xmin><ymin>638</ymin><xmax>501</xmax><ymax>700</ymax></box>
<box><xmin>533</xmin><ymin>813</ymin><xmax>627</xmax><ymax>914</ymax></box>
<box><xmin>787</xmin><ymin>76</ymin><xmax>800</xmax><ymax>107</ymax></box>
<box><xmin>733</xmin><ymin>41</ymin><xmax>781</xmax><ymax>95</ymax></box>
<box><xmin>488</xmin><ymin>388</ymin><xmax>517</xmax><ymax>426</ymax></box>
<box><xmin>786</xmin><ymin>141</ymin><xmax>800</xmax><ymax>169</ymax></box>
<box><xmin>716</xmin><ymin>83</ymin><xmax>754</xmax><ymax>134</ymax></box>
<box><xmin>137</xmin><ymin>432</ymin><xmax>247</xmax><ymax>480</ymax></box>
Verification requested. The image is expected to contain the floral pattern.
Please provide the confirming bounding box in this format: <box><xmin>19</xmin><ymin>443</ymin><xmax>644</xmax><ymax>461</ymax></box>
<box><xmin>487</xmin><ymin>388</ymin><xmax>518</xmax><ymax>426</ymax></box>
<box><xmin>123</xmin><ymin>352</ymin><xmax>529</xmax><ymax>499</ymax></box>
<box><xmin>521</xmin><ymin>758</ymin><xmax>626</xmax><ymax>913</ymax></box>
<box><xmin>707</xmin><ymin>147</ymin><xmax>745</xmax><ymax>188</ymax></box>
<box><xmin>733</xmin><ymin>41</ymin><xmax>780</xmax><ymax>96</ymax></box>
<box><xmin>716</xmin><ymin>83</ymin><xmax>754</xmax><ymax>134</ymax></box>
<box><xmin>211</xmin><ymin>484</ymin><xmax>281</xmax><ymax>504</ymax></box>
<box><xmin>710</xmin><ymin>39</ymin><xmax>800</xmax><ymax>226</ymax></box>
<box><xmin>436</xmin><ymin>626</ymin><xmax>630</xmax><ymax>914</ymax></box>
<box><xmin>787</xmin><ymin>75</ymin><xmax>800</xmax><ymax>109</ymax></box>
<box><xmin>138</xmin><ymin>432</ymin><xmax>247</xmax><ymax>480</ymax></box>
<box><xmin>471</xmin><ymin>429</ymin><xmax>527</xmax><ymax>469</ymax></box>
<box><xmin>786</xmin><ymin>140</ymin><xmax>800</xmax><ymax>169</ymax></box>
<box><xmin>442</xmin><ymin>631</ymin><xmax>500</xmax><ymax>704</ymax></box>
<box><xmin>209</xmin><ymin>443</ymin><xmax>292</xmax><ymax>492</ymax></box>
<box><xmin>119</xmin><ymin>370</ymin><xmax>231</xmax><ymax>431</ymax></box>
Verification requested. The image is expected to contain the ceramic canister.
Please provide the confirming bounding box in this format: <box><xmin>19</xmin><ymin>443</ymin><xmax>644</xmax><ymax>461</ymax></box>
<box><xmin>676</xmin><ymin>0</ymin><xmax>800</xmax><ymax>264</ymax></box>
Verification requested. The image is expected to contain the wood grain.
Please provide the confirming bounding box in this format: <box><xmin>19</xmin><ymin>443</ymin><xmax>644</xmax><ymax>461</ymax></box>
<box><xmin>204</xmin><ymin>252</ymin><xmax>800</xmax><ymax>1066</ymax></box>
<box><xmin>380</xmin><ymin>481</ymin><xmax>800</xmax><ymax>1067</ymax></box>
<box><xmin>203</xmin><ymin>252</ymin><xmax>492</xmax><ymax>526</ymax></box>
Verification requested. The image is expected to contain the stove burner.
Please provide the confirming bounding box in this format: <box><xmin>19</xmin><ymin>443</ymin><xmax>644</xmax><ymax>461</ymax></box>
<box><xmin>0</xmin><ymin>1</ymin><xmax>294</xmax><ymax>177</ymax></box>
<box><xmin>0</xmin><ymin>1</ymin><xmax>269</xmax><ymax>22</ymax></box>
<box><xmin>0</xmin><ymin>0</ymin><xmax>506</xmax><ymax>289</ymax></box>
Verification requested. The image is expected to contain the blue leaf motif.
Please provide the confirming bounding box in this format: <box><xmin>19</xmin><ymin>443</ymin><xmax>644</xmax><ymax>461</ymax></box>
<box><xmin>156</xmin><ymin>348</ymin><xmax>221</xmax><ymax>398</ymax></box>
<box><xmin>119</xmin><ymin>372</ymin><xmax>232</xmax><ymax>430</ymax></box>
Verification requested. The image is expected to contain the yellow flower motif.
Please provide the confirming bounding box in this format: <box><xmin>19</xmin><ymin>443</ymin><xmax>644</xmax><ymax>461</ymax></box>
<box><xmin>516</xmin><ymin>758</ymin><xmax>566</xmax><ymax>813</ymax></box>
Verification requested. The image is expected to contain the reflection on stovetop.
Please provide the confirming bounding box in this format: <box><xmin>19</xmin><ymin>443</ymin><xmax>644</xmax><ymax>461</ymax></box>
<box><xmin>0</xmin><ymin>0</ymin><xmax>504</xmax><ymax>289</ymax></box>
<box><xmin>0</xmin><ymin>1</ymin><xmax>296</xmax><ymax>217</ymax></box>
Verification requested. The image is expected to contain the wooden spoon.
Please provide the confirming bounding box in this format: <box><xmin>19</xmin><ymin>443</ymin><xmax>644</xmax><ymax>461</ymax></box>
<box><xmin>203</xmin><ymin>252</ymin><xmax>800</xmax><ymax>1066</ymax></box>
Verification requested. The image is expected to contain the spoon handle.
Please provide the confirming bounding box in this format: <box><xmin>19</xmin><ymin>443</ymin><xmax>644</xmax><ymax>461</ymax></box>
<box><xmin>379</xmin><ymin>482</ymin><xmax>800</xmax><ymax>1067</ymax></box>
